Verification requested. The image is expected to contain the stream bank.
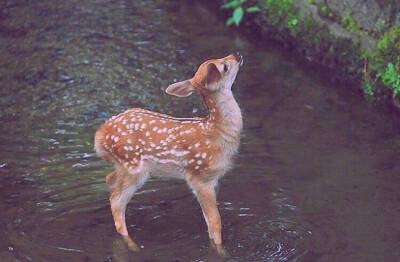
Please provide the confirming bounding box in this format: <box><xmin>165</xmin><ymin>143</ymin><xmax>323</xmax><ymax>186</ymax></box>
<box><xmin>213</xmin><ymin>0</ymin><xmax>400</xmax><ymax>108</ymax></box>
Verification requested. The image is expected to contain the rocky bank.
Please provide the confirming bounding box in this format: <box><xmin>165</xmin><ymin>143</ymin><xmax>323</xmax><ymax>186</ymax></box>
<box><xmin>215</xmin><ymin>0</ymin><xmax>400</xmax><ymax>107</ymax></box>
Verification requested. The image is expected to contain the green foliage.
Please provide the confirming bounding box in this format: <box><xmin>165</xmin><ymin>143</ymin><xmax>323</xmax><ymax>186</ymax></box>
<box><xmin>264</xmin><ymin>0</ymin><xmax>293</xmax><ymax>11</ymax></box>
<box><xmin>287</xmin><ymin>15</ymin><xmax>298</xmax><ymax>28</ymax></box>
<box><xmin>319</xmin><ymin>5</ymin><xmax>334</xmax><ymax>19</ymax></box>
<box><xmin>320</xmin><ymin>5</ymin><xmax>328</xmax><ymax>15</ymax></box>
<box><xmin>363</xmin><ymin>79</ymin><xmax>374</xmax><ymax>96</ymax></box>
<box><xmin>232</xmin><ymin>7</ymin><xmax>244</xmax><ymax>25</ymax></box>
<box><xmin>220</xmin><ymin>0</ymin><xmax>399</xmax><ymax>102</ymax></box>
<box><xmin>377</xmin><ymin>26</ymin><xmax>400</xmax><ymax>51</ymax></box>
<box><xmin>222</xmin><ymin>0</ymin><xmax>260</xmax><ymax>26</ymax></box>
<box><xmin>222</xmin><ymin>0</ymin><xmax>299</xmax><ymax>32</ymax></box>
<box><xmin>263</xmin><ymin>0</ymin><xmax>294</xmax><ymax>24</ymax></box>
<box><xmin>362</xmin><ymin>25</ymin><xmax>400</xmax><ymax>97</ymax></box>
<box><xmin>362</xmin><ymin>26</ymin><xmax>400</xmax><ymax>97</ymax></box>
<box><xmin>247</xmin><ymin>6</ymin><xmax>261</xmax><ymax>13</ymax></box>
<box><xmin>341</xmin><ymin>14</ymin><xmax>362</xmax><ymax>34</ymax></box>
<box><xmin>379</xmin><ymin>62</ymin><xmax>400</xmax><ymax>97</ymax></box>
<box><xmin>287</xmin><ymin>13</ymin><xmax>299</xmax><ymax>32</ymax></box>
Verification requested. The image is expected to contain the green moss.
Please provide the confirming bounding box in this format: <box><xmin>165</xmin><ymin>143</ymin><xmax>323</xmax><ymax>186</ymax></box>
<box><xmin>303</xmin><ymin>16</ymin><xmax>319</xmax><ymax>32</ymax></box>
<box><xmin>261</xmin><ymin>0</ymin><xmax>293</xmax><ymax>25</ymax></box>
<box><xmin>261</xmin><ymin>0</ymin><xmax>300</xmax><ymax>34</ymax></box>
<box><xmin>319</xmin><ymin>5</ymin><xmax>334</xmax><ymax>19</ymax></box>
<box><xmin>220</xmin><ymin>0</ymin><xmax>400</xmax><ymax>103</ymax></box>
<box><xmin>341</xmin><ymin>14</ymin><xmax>362</xmax><ymax>35</ymax></box>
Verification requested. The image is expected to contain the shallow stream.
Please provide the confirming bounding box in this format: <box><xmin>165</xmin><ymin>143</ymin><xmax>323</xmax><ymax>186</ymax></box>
<box><xmin>0</xmin><ymin>0</ymin><xmax>399</xmax><ymax>261</ymax></box>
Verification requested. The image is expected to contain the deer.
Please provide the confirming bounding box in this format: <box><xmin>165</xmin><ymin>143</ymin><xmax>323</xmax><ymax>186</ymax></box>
<box><xmin>94</xmin><ymin>53</ymin><xmax>243</xmax><ymax>256</ymax></box>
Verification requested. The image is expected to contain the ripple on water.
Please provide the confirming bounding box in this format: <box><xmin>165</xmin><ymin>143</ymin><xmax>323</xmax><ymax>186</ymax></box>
<box><xmin>225</xmin><ymin>217</ymin><xmax>311</xmax><ymax>261</ymax></box>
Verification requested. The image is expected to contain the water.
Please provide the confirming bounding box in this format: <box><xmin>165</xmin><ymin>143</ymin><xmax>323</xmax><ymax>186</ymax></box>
<box><xmin>1</xmin><ymin>0</ymin><xmax>399</xmax><ymax>261</ymax></box>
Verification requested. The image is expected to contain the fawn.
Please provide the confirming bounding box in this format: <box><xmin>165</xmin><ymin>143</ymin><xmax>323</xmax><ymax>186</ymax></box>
<box><xmin>95</xmin><ymin>53</ymin><xmax>243</xmax><ymax>253</ymax></box>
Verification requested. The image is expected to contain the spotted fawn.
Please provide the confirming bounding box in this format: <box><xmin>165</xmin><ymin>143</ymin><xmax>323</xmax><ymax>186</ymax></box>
<box><xmin>95</xmin><ymin>53</ymin><xmax>243</xmax><ymax>253</ymax></box>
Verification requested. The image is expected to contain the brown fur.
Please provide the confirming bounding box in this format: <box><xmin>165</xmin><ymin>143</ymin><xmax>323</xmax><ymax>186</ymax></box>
<box><xmin>95</xmin><ymin>53</ymin><xmax>243</xmax><ymax>255</ymax></box>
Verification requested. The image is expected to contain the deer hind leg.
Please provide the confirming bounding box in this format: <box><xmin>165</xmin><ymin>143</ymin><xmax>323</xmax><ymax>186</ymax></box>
<box><xmin>188</xmin><ymin>179</ymin><xmax>222</xmax><ymax>245</ymax></box>
<box><xmin>109</xmin><ymin>162</ymin><xmax>149</xmax><ymax>237</ymax></box>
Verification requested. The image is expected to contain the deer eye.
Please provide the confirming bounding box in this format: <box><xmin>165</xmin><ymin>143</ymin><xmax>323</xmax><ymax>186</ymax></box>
<box><xmin>223</xmin><ymin>64</ymin><xmax>228</xmax><ymax>72</ymax></box>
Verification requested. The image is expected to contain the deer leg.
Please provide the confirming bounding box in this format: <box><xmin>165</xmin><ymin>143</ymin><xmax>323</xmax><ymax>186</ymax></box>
<box><xmin>188</xmin><ymin>179</ymin><xmax>222</xmax><ymax>245</ymax></box>
<box><xmin>106</xmin><ymin>171</ymin><xmax>117</xmax><ymax>190</ymax></box>
<box><xmin>109</xmin><ymin>164</ymin><xmax>149</xmax><ymax>237</ymax></box>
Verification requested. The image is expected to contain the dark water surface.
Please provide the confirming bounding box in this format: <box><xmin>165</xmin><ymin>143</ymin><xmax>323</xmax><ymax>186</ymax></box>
<box><xmin>1</xmin><ymin>0</ymin><xmax>400</xmax><ymax>261</ymax></box>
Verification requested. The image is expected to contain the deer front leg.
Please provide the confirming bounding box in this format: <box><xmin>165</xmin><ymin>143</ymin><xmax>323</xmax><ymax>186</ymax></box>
<box><xmin>189</xmin><ymin>179</ymin><xmax>229</xmax><ymax>257</ymax></box>
<box><xmin>106</xmin><ymin>171</ymin><xmax>117</xmax><ymax>190</ymax></box>
<box><xmin>189</xmin><ymin>180</ymin><xmax>222</xmax><ymax>245</ymax></box>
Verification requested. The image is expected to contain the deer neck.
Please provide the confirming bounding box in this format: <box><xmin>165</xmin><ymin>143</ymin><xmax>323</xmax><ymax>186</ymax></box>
<box><xmin>203</xmin><ymin>89</ymin><xmax>243</xmax><ymax>143</ymax></box>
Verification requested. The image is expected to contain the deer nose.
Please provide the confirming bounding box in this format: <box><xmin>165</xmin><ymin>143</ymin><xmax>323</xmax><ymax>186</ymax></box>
<box><xmin>232</xmin><ymin>52</ymin><xmax>241</xmax><ymax>61</ymax></box>
<box><xmin>232</xmin><ymin>52</ymin><xmax>243</xmax><ymax>66</ymax></box>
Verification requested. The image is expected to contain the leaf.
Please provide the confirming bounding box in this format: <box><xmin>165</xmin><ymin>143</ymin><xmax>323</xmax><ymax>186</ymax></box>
<box><xmin>233</xmin><ymin>7</ymin><xmax>244</xmax><ymax>26</ymax></box>
<box><xmin>288</xmin><ymin>17</ymin><xmax>298</xmax><ymax>27</ymax></box>
<box><xmin>246</xmin><ymin>6</ymin><xmax>261</xmax><ymax>13</ymax></box>
<box><xmin>221</xmin><ymin>0</ymin><xmax>241</xmax><ymax>9</ymax></box>
<box><xmin>226</xmin><ymin>17</ymin><xmax>235</xmax><ymax>26</ymax></box>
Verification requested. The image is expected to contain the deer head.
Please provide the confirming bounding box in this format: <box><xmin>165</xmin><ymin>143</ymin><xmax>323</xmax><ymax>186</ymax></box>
<box><xmin>165</xmin><ymin>53</ymin><xmax>243</xmax><ymax>97</ymax></box>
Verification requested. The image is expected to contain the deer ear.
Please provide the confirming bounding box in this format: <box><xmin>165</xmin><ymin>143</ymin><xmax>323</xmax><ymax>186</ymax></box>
<box><xmin>205</xmin><ymin>63</ymin><xmax>221</xmax><ymax>86</ymax></box>
<box><xmin>166</xmin><ymin>80</ymin><xmax>195</xmax><ymax>97</ymax></box>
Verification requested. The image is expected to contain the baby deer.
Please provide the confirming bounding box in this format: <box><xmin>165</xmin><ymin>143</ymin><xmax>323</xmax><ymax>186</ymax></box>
<box><xmin>95</xmin><ymin>53</ymin><xmax>243</xmax><ymax>254</ymax></box>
